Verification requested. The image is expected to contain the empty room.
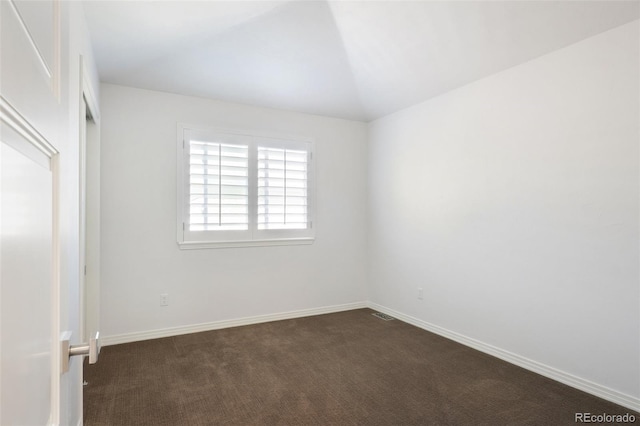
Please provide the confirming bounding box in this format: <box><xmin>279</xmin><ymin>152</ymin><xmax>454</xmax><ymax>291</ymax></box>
<box><xmin>1</xmin><ymin>0</ymin><xmax>639</xmax><ymax>425</ymax></box>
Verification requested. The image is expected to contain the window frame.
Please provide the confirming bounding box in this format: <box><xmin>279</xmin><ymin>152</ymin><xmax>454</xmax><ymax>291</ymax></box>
<box><xmin>177</xmin><ymin>123</ymin><xmax>315</xmax><ymax>249</ymax></box>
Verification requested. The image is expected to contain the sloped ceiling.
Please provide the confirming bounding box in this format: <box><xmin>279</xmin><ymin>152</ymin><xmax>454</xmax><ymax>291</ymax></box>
<box><xmin>83</xmin><ymin>1</ymin><xmax>639</xmax><ymax>122</ymax></box>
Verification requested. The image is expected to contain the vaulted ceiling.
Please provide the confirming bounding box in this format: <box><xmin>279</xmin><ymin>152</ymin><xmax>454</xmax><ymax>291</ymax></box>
<box><xmin>83</xmin><ymin>1</ymin><xmax>639</xmax><ymax>122</ymax></box>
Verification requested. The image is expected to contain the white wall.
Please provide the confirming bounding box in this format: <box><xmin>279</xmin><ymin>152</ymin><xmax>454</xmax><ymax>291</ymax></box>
<box><xmin>100</xmin><ymin>84</ymin><xmax>368</xmax><ymax>338</ymax></box>
<box><xmin>368</xmin><ymin>20</ymin><xmax>639</xmax><ymax>404</ymax></box>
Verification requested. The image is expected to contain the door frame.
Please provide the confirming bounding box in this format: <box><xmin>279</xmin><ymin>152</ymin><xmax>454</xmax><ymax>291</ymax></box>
<box><xmin>77</xmin><ymin>55</ymin><xmax>100</xmax><ymax>419</ymax></box>
<box><xmin>78</xmin><ymin>55</ymin><xmax>100</xmax><ymax>345</ymax></box>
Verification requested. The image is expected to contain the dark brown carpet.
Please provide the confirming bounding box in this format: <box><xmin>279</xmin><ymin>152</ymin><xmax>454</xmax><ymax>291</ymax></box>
<box><xmin>84</xmin><ymin>309</ymin><xmax>638</xmax><ymax>425</ymax></box>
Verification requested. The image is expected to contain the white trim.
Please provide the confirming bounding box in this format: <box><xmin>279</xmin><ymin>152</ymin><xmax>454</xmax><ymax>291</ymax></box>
<box><xmin>78</xmin><ymin>55</ymin><xmax>100</xmax><ymax>343</ymax></box>
<box><xmin>99</xmin><ymin>300</ymin><xmax>639</xmax><ymax>411</ymax></box>
<box><xmin>101</xmin><ymin>301</ymin><xmax>367</xmax><ymax>346</ymax></box>
<box><xmin>78</xmin><ymin>87</ymin><xmax>87</xmax><ymax>349</ymax></box>
<box><xmin>177</xmin><ymin>237</ymin><xmax>315</xmax><ymax>250</ymax></box>
<box><xmin>0</xmin><ymin>96</ymin><xmax>58</xmax><ymax>158</ymax></box>
<box><xmin>177</xmin><ymin>122</ymin><xmax>314</xmax><ymax>145</ymax></box>
<box><xmin>176</xmin><ymin>123</ymin><xmax>185</xmax><ymax>244</ymax></box>
<box><xmin>81</xmin><ymin>57</ymin><xmax>100</xmax><ymax>124</ymax></box>
<box><xmin>367</xmin><ymin>302</ymin><xmax>640</xmax><ymax>412</ymax></box>
<box><xmin>78</xmin><ymin>56</ymin><xmax>101</xmax><ymax>426</ymax></box>
<box><xmin>50</xmin><ymin>154</ymin><xmax>61</xmax><ymax>426</ymax></box>
<box><xmin>177</xmin><ymin>123</ymin><xmax>316</xmax><ymax>248</ymax></box>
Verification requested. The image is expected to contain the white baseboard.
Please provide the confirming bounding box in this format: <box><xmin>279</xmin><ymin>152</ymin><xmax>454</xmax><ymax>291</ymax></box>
<box><xmin>100</xmin><ymin>300</ymin><xmax>639</xmax><ymax>412</ymax></box>
<box><xmin>100</xmin><ymin>301</ymin><xmax>367</xmax><ymax>347</ymax></box>
<box><xmin>367</xmin><ymin>301</ymin><xmax>640</xmax><ymax>413</ymax></box>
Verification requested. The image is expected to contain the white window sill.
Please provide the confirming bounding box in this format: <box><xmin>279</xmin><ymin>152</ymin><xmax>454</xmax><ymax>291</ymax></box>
<box><xmin>178</xmin><ymin>237</ymin><xmax>315</xmax><ymax>250</ymax></box>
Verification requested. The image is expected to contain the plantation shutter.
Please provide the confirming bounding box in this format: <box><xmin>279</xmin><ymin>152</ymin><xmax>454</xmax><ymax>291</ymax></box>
<box><xmin>257</xmin><ymin>146</ymin><xmax>309</xmax><ymax>230</ymax></box>
<box><xmin>179</xmin><ymin>125</ymin><xmax>315</xmax><ymax>248</ymax></box>
<box><xmin>188</xmin><ymin>141</ymin><xmax>249</xmax><ymax>231</ymax></box>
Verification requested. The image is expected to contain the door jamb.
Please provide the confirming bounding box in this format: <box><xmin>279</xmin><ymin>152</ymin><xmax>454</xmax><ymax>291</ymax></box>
<box><xmin>77</xmin><ymin>55</ymin><xmax>100</xmax><ymax>422</ymax></box>
<box><xmin>78</xmin><ymin>55</ymin><xmax>100</xmax><ymax>345</ymax></box>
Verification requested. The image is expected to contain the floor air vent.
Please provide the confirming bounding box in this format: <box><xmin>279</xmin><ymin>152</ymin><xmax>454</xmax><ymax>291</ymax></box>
<box><xmin>372</xmin><ymin>312</ymin><xmax>395</xmax><ymax>321</ymax></box>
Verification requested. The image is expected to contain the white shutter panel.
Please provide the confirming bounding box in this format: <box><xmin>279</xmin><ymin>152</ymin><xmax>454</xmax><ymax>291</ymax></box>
<box><xmin>189</xmin><ymin>141</ymin><xmax>248</xmax><ymax>231</ymax></box>
<box><xmin>257</xmin><ymin>147</ymin><xmax>308</xmax><ymax>230</ymax></box>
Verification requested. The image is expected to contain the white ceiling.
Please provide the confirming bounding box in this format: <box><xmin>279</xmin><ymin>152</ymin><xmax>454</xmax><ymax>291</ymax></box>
<box><xmin>83</xmin><ymin>1</ymin><xmax>639</xmax><ymax>122</ymax></box>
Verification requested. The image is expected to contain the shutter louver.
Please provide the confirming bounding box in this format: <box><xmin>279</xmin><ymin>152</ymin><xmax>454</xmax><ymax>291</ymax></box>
<box><xmin>258</xmin><ymin>147</ymin><xmax>308</xmax><ymax>230</ymax></box>
<box><xmin>189</xmin><ymin>141</ymin><xmax>248</xmax><ymax>231</ymax></box>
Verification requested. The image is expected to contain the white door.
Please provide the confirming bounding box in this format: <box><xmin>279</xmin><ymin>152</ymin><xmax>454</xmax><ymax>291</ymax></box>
<box><xmin>1</xmin><ymin>117</ymin><xmax>59</xmax><ymax>426</ymax></box>
<box><xmin>1</xmin><ymin>0</ymin><xmax>65</xmax><ymax>424</ymax></box>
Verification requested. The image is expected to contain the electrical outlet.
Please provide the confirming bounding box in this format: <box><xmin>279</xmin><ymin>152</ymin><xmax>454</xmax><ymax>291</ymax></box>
<box><xmin>160</xmin><ymin>293</ymin><xmax>169</xmax><ymax>307</ymax></box>
<box><xmin>417</xmin><ymin>288</ymin><xmax>423</xmax><ymax>300</ymax></box>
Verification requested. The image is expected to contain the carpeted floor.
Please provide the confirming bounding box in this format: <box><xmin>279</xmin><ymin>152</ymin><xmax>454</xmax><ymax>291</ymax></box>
<box><xmin>84</xmin><ymin>309</ymin><xmax>638</xmax><ymax>425</ymax></box>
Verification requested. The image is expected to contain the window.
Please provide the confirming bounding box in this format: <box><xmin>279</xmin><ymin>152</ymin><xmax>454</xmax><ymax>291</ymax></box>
<box><xmin>189</xmin><ymin>141</ymin><xmax>249</xmax><ymax>231</ymax></box>
<box><xmin>258</xmin><ymin>146</ymin><xmax>309</xmax><ymax>230</ymax></box>
<box><xmin>177</xmin><ymin>125</ymin><xmax>314</xmax><ymax>249</ymax></box>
